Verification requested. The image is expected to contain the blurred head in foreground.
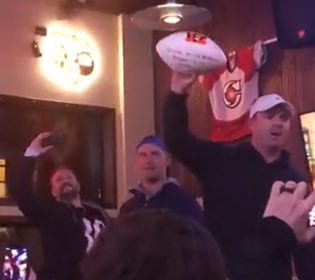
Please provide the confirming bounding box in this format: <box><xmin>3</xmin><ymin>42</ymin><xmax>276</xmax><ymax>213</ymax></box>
<box><xmin>81</xmin><ymin>209</ymin><xmax>226</xmax><ymax>280</ymax></box>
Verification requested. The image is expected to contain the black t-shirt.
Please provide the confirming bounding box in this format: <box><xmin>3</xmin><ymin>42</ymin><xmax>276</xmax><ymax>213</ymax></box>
<box><xmin>9</xmin><ymin>157</ymin><xmax>109</xmax><ymax>280</ymax></box>
<box><xmin>163</xmin><ymin>93</ymin><xmax>315</xmax><ymax>280</ymax></box>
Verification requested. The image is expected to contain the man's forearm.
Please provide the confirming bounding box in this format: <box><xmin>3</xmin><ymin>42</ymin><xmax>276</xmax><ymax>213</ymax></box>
<box><xmin>293</xmin><ymin>241</ymin><xmax>315</xmax><ymax>280</ymax></box>
<box><xmin>8</xmin><ymin>156</ymin><xmax>37</xmax><ymax>198</ymax></box>
<box><xmin>8</xmin><ymin>156</ymin><xmax>50</xmax><ymax>223</ymax></box>
<box><xmin>229</xmin><ymin>217</ymin><xmax>297</xmax><ymax>279</ymax></box>
<box><xmin>163</xmin><ymin>92</ymin><xmax>190</xmax><ymax>143</ymax></box>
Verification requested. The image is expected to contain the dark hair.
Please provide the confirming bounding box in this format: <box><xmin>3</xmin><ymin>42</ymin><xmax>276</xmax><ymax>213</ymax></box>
<box><xmin>81</xmin><ymin>209</ymin><xmax>226</xmax><ymax>280</ymax></box>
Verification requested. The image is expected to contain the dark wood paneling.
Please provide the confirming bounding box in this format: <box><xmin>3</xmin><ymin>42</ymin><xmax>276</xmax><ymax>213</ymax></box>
<box><xmin>153</xmin><ymin>0</ymin><xmax>315</xmax><ymax>195</ymax></box>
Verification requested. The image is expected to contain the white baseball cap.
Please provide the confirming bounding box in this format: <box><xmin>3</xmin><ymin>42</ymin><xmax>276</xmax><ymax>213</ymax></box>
<box><xmin>249</xmin><ymin>93</ymin><xmax>295</xmax><ymax>118</ymax></box>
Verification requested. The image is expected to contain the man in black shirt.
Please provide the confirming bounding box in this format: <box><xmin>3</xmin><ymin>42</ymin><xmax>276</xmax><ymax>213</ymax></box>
<box><xmin>163</xmin><ymin>71</ymin><xmax>315</xmax><ymax>280</ymax></box>
<box><xmin>9</xmin><ymin>133</ymin><xmax>110</xmax><ymax>280</ymax></box>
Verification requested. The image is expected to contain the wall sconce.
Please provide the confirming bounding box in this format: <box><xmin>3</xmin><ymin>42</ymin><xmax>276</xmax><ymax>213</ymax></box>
<box><xmin>31</xmin><ymin>26</ymin><xmax>47</xmax><ymax>58</ymax></box>
<box><xmin>35</xmin><ymin>26</ymin><xmax>47</xmax><ymax>37</ymax></box>
<box><xmin>31</xmin><ymin>40</ymin><xmax>41</xmax><ymax>58</ymax></box>
<box><xmin>34</xmin><ymin>25</ymin><xmax>100</xmax><ymax>91</ymax></box>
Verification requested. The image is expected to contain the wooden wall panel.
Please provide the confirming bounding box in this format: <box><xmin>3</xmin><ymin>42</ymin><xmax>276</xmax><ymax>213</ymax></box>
<box><xmin>153</xmin><ymin>0</ymin><xmax>315</xmax><ymax>195</ymax></box>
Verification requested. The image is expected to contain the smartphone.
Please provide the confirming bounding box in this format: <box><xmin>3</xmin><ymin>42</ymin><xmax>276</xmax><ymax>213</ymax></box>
<box><xmin>309</xmin><ymin>204</ymin><xmax>315</xmax><ymax>226</ymax></box>
<box><xmin>2</xmin><ymin>246</ymin><xmax>29</xmax><ymax>280</ymax></box>
<box><xmin>41</xmin><ymin>132</ymin><xmax>67</xmax><ymax>149</ymax></box>
<box><xmin>280</xmin><ymin>185</ymin><xmax>315</xmax><ymax>227</ymax></box>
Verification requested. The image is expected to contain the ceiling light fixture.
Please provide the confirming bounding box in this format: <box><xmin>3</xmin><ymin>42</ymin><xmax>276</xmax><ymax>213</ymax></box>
<box><xmin>131</xmin><ymin>0</ymin><xmax>211</xmax><ymax>31</ymax></box>
<box><xmin>161</xmin><ymin>13</ymin><xmax>183</xmax><ymax>24</ymax></box>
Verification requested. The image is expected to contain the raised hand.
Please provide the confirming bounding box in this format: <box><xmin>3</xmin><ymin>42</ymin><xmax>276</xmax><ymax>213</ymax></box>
<box><xmin>24</xmin><ymin>132</ymin><xmax>53</xmax><ymax>158</ymax></box>
<box><xmin>264</xmin><ymin>181</ymin><xmax>315</xmax><ymax>243</ymax></box>
<box><xmin>170</xmin><ymin>71</ymin><xmax>198</xmax><ymax>94</ymax></box>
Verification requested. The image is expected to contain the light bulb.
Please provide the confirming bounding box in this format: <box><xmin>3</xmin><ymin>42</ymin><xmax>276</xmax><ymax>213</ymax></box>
<box><xmin>161</xmin><ymin>13</ymin><xmax>182</xmax><ymax>24</ymax></box>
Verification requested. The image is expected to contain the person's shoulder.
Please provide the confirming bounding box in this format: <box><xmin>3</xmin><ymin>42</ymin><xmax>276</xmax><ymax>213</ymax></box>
<box><xmin>233</xmin><ymin>141</ymin><xmax>255</xmax><ymax>157</ymax></box>
<box><xmin>83</xmin><ymin>201</ymin><xmax>108</xmax><ymax>216</ymax></box>
<box><xmin>168</xmin><ymin>184</ymin><xmax>203</xmax><ymax>221</ymax></box>
<box><xmin>119</xmin><ymin>193</ymin><xmax>140</xmax><ymax>213</ymax></box>
<box><xmin>286</xmin><ymin>166</ymin><xmax>304</xmax><ymax>182</ymax></box>
<box><xmin>167</xmin><ymin>182</ymin><xmax>200</xmax><ymax>204</ymax></box>
<box><xmin>278</xmin><ymin>151</ymin><xmax>306</xmax><ymax>183</ymax></box>
<box><xmin>82</xmin><ymin>201</ymin><xmax>102</xmax><ymax>210</ymax></box>
<box><xmin>120</xmin><ymin>195</ymin><xmax>138</xmax><ymax>208</ymax></box>
<box><xmin>82</xmin><ymin>201</ymin><xmax>111</xmax><ymax>224</ymax></box>
<box><xmin>179</xmin><ymin>189</ymin><xmax>200</xmax><ymax>205</ymax></box>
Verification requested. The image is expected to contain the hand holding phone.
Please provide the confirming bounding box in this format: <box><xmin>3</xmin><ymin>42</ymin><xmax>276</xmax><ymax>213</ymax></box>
<box><xmin>24</xmin><ymin>132</ymin><xmax>52</xmax><ymax>157</ymax></box>
<box><xmin>41</xmin><ymin>132</ymin><xmax>67</xmax><ymax>149</ymax></box>
<box><xmin>264</xmin><ymin>181</ymin><xmax>315</xmax><ymax>243</ymax></box>
<box><xmin>279</xmin><ymin>181</ymin><xmax>315</xmax><ymax>227</ymax></box>
<box><xmin>24</xmin><ymin>132</ymin><xmax>67</xmax><ymax>158</ymax></box>
<box><xmin>309</xmin><ymin>204</ymin><xmax>315</xmax><ymax>226</ymax></box>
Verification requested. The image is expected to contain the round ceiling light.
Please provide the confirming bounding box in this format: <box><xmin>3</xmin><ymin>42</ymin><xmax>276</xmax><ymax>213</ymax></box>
<box><xmin>131</xmin><ymin>1</ymin><xmax>211</xmax><ymax>31</ymax></box>
<box><xmin>161</xmin><ymin>13</ymin><xmax>183</xmax><ymax>24</ymax></box>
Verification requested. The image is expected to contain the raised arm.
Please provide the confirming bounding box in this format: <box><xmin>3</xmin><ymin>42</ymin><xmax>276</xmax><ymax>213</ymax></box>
<box><xmin>229</xmin><ymin>181</ymin><xmax>315</xmax><ymax>279</ymax></box>
<box><xmin>8</xmin><ymin>133</ymin><xmax>54</xmax><ymax>225</ymax></box>
<box><xmin>163</xmin><ymin>72</ymin><xmax>228</xmax><ymax>179</ymax></box>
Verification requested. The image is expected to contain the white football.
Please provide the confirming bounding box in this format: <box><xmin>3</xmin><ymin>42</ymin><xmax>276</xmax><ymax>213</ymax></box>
<box><xmin>156</xmin><ymin>31</ymin><xmax>227</xmax><ymax>74</ymax></box>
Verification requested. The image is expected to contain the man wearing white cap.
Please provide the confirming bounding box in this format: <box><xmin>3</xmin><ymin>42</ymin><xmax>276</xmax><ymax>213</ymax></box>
<box><xmin>249</xmin><ymin>93</ymin><xmax>295</xmax><ymax>118</ymax></box>
<box><xmin>248</xmin><ymin>94</ymin><xmax>295</xmax><ymax>152</ymax></box>
<box><xmin>163</xmin><ymin>72</ymin><xmax>315</xmax><ymax>280</ymax></box>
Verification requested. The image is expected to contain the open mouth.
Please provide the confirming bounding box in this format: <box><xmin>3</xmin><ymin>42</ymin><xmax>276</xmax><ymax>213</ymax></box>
<box><xmin>145</xmin><ymin>167</ymin><xmax>155</xmax><ymax>170</ymax></box>
<box><xmin>62</xmin><ymin>184</ymin><xmax>73</xmax><ymax>191</ymax></box>
<box><xmin>270</xmin><ymin>131</ymin><xmax>281</xmax><ymax>138</ymax></box>
<box><xmin>62</xmin><ymin>187</ymin><xmax>74</xmax><ymax>194</ymax></box>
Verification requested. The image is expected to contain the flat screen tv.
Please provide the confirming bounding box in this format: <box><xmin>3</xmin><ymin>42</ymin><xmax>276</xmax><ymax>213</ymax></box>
<box><xmin>2</xmin><ymin>245</ymin><xmax>29</xmax><ymax>280</ymax></box>
<box><xmin>299</xmin><ymin>111</ymin><xmax>315</xmax><ymax>188</ymax></box>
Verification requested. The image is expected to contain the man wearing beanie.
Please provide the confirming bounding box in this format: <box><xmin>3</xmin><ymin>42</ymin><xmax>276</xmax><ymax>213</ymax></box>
<box><xmin>119</xmin><ymin>135</ymin><xmax>204</xmax><ymax>224</ymax></box>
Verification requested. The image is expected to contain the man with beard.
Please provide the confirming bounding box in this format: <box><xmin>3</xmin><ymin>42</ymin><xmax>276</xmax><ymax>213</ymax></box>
<box><xmin>9</xmin><ymin>132</ymin><xmax>110</xmax><ymax>280</ymax></box>
<box><xmin>119</xmin><ymin>135</ymin><xmax>203</xmax><ymax>224</ymax></box>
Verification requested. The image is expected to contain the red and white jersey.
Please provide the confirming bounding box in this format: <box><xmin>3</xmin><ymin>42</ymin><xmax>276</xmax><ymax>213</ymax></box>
<box><xmin>201</xmin><ymin>41</ymin><xmax>267</xmax><ymax>142</ymax></box>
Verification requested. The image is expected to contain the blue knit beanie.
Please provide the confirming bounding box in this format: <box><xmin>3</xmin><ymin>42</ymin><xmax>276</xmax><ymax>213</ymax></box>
<box><xmin>136</xmin><ymin>135</ymin><xmax>167</xmax><ymax>152</ymax></box>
